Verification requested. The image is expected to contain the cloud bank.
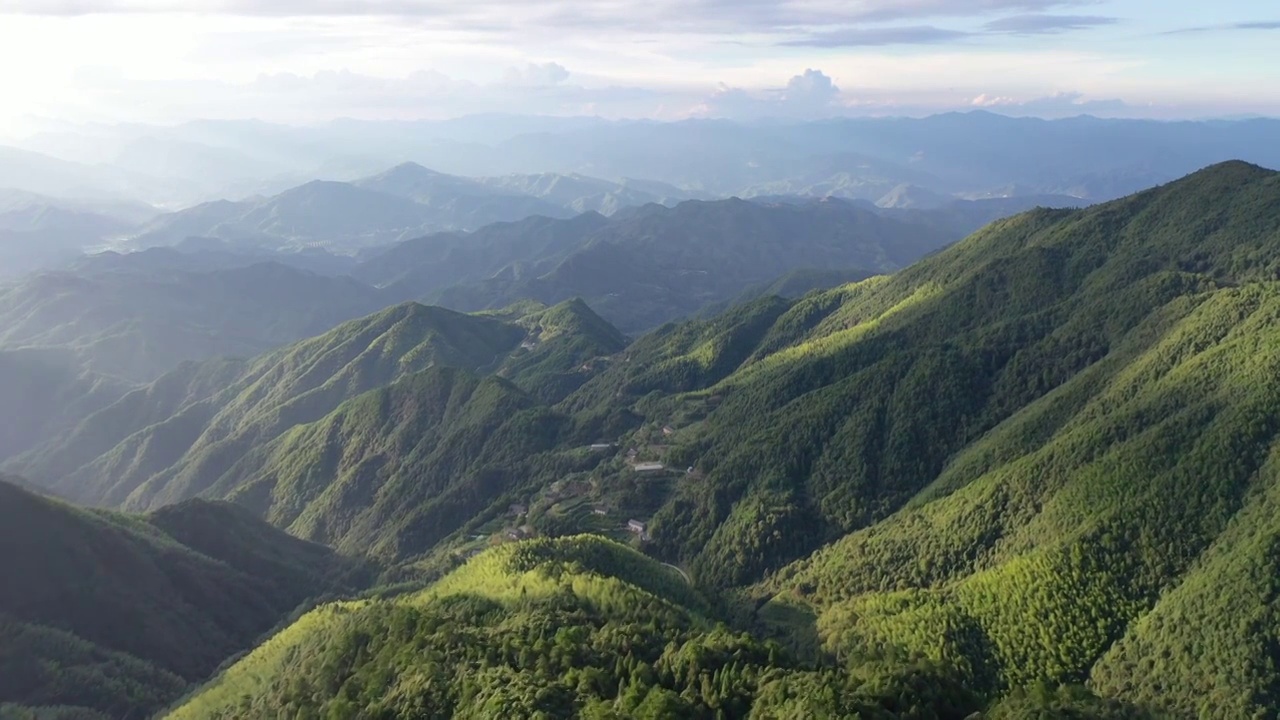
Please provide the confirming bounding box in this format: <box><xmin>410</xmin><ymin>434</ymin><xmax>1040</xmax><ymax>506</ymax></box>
<box><xmin>984</xmin><ymin>14</ymin><xmax>1117</xmax><ymax>34</ymax></box>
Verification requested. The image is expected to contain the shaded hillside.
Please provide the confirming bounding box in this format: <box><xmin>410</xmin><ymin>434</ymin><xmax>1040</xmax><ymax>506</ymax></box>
<box><xmin>351</xmin><ymin>211</ymin><xmax>611</xmax><ymax>297</ymax></box>
<box><xmin>0</xmin><ymin>189</ymin><xmax>155</xmax><ymax>226</ymax></box>
<box><xmin>73</xmin><ymin>241</ymin><xmax>360</xmax><ymax>277</ymax></box>
<box><xmin>0</xmin><ymin>260</ymin><xmax>389</xmax><ymax>382</ymax></box>
<box><xmin>0</xmin><ymin>478</ymin><xmax>362</xmax><ymax>719</ymax></box>
<box><xmin>0</xmin><ymin>350</ymin><xmax>128</xmax><ymax>463</ymax></box>
<box><xmin>875</xmin><ymin>183</ymin><xmax>951</xmax><ymax>209</ymax></box>
<box><xmin>877</xmin><ymin>193</ymin><xmax>1088</xmax><ymax>238</ymax></box>
<box><xmin>475</xmin><ymin>172</ymin><xmax>700</xmax><ymax>215</ymax></box>
<box><xmin>696</xmin><ymin>267</ymin><xmax>878</xmax><ymax>318</ymax></box>
<box><xmin>358</xmin><ymin>196</ymin><xmax>957</xmax><ymax>333</ymax></box>
<box><xmin>0</xmin><ymin>146</ymin><xmax>150</xmax><ymax>203</ymax></box>
<box><xmin>131</xmin><ymin>180</ymin><xmax>450</xmax><ymax>251</ymax></box>
<box><xmin>0</xmin><ymin>204</ymin><xmax>137</xmax><ymax>279</ymax></box>
<box><xmin>354</xmin><ymin>162</ymin><xmax>571</xmax><ymax>223</ymax></box>
<box><xmin>129</xmin><ymin>163</ymin><xmax>584</xmax><ymax>252</ymax></box>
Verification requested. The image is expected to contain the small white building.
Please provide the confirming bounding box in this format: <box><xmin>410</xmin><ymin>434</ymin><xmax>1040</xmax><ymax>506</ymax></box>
<box><xmin>632</xmin><ymin>462</ymin><xmax>665</xmax><ymax>473</ymax></box>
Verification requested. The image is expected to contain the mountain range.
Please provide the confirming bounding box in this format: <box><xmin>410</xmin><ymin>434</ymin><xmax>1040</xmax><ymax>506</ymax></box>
<box><xmin>0</xmin><ymin>259</ymin><xmax>390</xmax><ymax>382</ymax></box>
<box><xmin>354</xmin><ymin>193</ymin><xmax>1067</xmax><ymax>333</ymax></box>
<box><xmin>121</xmin><ymin>162</ymin><xmax>716</xmax><ymax>253</ymax></box>
<box><xmin>9</xmin><ymin>113</ymin><xmax>1280</xmax><ymax>212</ymax></box>
<box><xmin>0</xmin><ymin>190</ymin><xmax>1044</xmax><ymax>389</ymax></box>
<box><xmin>4</xmin><ymin>300</ymin><xmax>623</xmax><ymax>530</ymax></box>
<box><xmin>6</xmin><ymin>161</ymin><xmax>1280</xmax><ymax>718</ymax></box>
<box><xmin>0</xmin><ymin>189</ymin><xmax>155</xmax><ymax>279</ymax></box>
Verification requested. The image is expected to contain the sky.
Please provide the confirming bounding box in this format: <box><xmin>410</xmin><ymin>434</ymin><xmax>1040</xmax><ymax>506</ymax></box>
<box><xmin>0</xmin><ymin>0</ymin><xmax>1276</xmax><ymax>133</ymax></box>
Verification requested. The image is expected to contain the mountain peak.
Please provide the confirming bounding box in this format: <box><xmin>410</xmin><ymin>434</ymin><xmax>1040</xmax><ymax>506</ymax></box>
<box><xmin>1179</xmin><ymin>159</ymin><xmax>1275</xmax><ymax>184</ymax></box>
<box><xmin>876</xmin><ymin>183</ymin><xmax>950</xmax><ymax>210</ymax></box>
<box><xmin>384</xmin><ymin>160</ymin><xmax>443</xmax><ymax>177</ymax></box>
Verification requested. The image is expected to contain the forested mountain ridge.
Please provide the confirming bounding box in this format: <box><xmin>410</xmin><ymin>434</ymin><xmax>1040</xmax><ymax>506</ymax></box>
<box><xmin>166</xmin><ymin>535</ymin><xmax>1033</xmax><ymax>719</ymax></box>
<box><xmin>207</xmin><ymin>366</ymin><xmax>563</xmax><ymax>560</ymax></box>
<box><xmin>7</xmin><ymin>299</ymin><xmax>624</xmax><ymax>522</ymax></box>
<box><xmin>0</xmin><ymin>260</ymin><xmax>390</xmax><ymax>382</ymax></box>
<box><xmin>355</xmin><ymin>195</ymin><xmax>966</xmax><ymax>333</ymax></box>
<box><xmin>745</xmin><ymin>160</ymin><xmax>1280</xmax><ymax>716</ymax></box>
<box><xmin>0</xmin><ymin>477</ymin><xmax>365</xmax><ymax>719</ymax></box>
<box><xmin>548</xmin><ymin>160</ymin><xmax>1280</xmax><ymax>717</ymax></box>
<box><xmin>565</xmin><ymin>160</ymin><xmax>1279</xmax><ymax>583</ymax></box>
<box><xmin>0</xmin><ymin>188</ymin><xmax>1065</xmax><ymax>389</ymax></box>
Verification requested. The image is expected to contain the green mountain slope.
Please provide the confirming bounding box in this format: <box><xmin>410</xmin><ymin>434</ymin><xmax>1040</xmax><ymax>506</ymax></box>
<box><xmin>165</xmin><ymin>535</ymin><xmax>997</xmax><ymax>720</ymax></box>
<box><xmin>11</xmin><ymin>299</ymin><xmax>623</xmax><ymax>522</ymax></box>
<box><xmin>211</xmin><ymin>366</ymin><xmax>565</xmax><ymax>560</ymax></box>
<box><xmin>463</xmin><ymin>160</ymin><xmax>1276</xmax><ymax>716</ymax></box>
<box><xmin>560</xmin><ymin>161</ymin><xmax>1273</xmax><ymax>584</ymax></box>
<box><xmin>647</xmin><ymin>161</ymin><xmax>1280</xmax><ymax>715</ymax></box>
<box><xmin>0</xmin><ymin>477</ymin><xmax>362</xmax><ymax>718</ymax></box>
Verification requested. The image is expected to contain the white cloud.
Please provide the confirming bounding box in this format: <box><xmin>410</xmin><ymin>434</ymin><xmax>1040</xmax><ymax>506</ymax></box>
<box><xmin>692</xmin><ymin>69</ymin><xmax>843</xmax><ymax>119</ymax></box>
<box><xmin>502</xmin><ymin>62</ymin><xmax>571</xmax><ymax>87</ymax></box>
<box><xmin>971</xmin><ymin>93</ymin><xmax>1016</xmax><ymax>106</ymax></box>
<box><xmin>970</xmin><ymin>90</ymin><xmax>1131</xmax><ymax>117</ymax></box>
